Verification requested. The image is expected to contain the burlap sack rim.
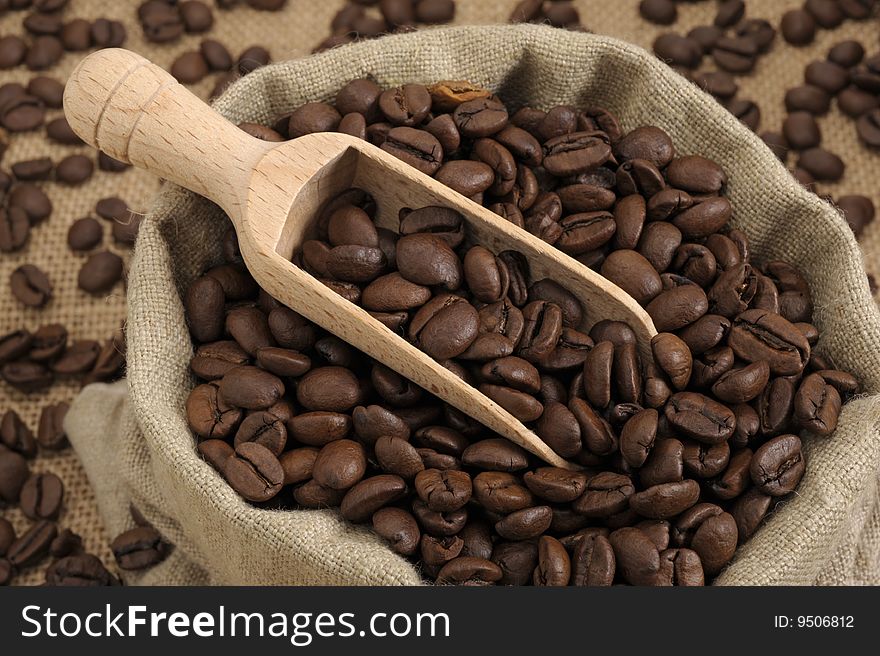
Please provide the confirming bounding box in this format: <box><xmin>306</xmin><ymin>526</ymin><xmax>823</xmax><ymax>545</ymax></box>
<box><xmin>125</xmin><ymin>24</ymin><xmax>880</xmax><ymax>585</ymax></box>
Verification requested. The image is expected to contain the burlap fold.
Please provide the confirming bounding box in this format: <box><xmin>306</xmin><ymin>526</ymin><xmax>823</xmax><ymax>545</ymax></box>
<box><xmin>66</xmin><ymin>24</ymin><xmax>880</xmax><ymax>585</ymax></box>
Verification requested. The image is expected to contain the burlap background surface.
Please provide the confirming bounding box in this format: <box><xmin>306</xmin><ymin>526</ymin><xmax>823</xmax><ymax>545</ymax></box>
<box><xmin>2</xmin><ymin>0</ymin><xmax>879</xmax><ymax>586</ymax></box>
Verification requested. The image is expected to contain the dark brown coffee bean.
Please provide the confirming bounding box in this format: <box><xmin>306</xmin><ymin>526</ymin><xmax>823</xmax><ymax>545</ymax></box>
<box><xmin>781</xmin><ymin>9</ymin><xmax>816</xmax><ymax>45</ymax></box>
<box><xmin>653</xmin><ymin>33</ymin><xmax>702</xmax><ymax>69</ymax></box>
<box><xmin>677</xmin><ymin>504</ymin><xmax>738</xmax><ymax>576</ymax></box>
<box><xmin>473</xmin><ymin>472</ymin><xmax>534</xmax><ymax>514</ymax></box>
<box><xmin>372</xmin><ymin>507</ymin><xmax>420</xmax><ymax>555</ymax></box>
<box><xmin>630</xmin><ymin>480</ymin><xmax>700</xmax><ymax>519</ymax></box>
<box><xmin>751</xmin><ymin>434</ymin><xmax>805</xmax><ymax>496</ymax></box>
<box><xmin>379</xmin><ymin>85</ymin><xmax>431</xmax><ymax>127</ymax></box>
<box><xmin>608</xmin><ymin>527</ymin><xmax>659</xmax><ymax>585</ymax></box>
<box><xmin>857</xmin><ymin>109</ymin><xmax>880</xmax><ymax>149</ymax></box>
<box><xmin>665</xmin><ymin>392</ymin><xmax>735</xmax><ymax>444</ymax></box>
<box><xmin>218</xmin><ymin>365</ymin><xmax>284</xmax><ymax>410</ymax></box>
<box><xmin>798</xmin><ymin>147</ymin><xmax>844</xmax><ymax>181</ymax></box>
<box><xmin>414</xmin><ymin>469</ymin><xmax>471</xmax><ymax>512</ymax></box>
<box><xmin>1</xmin><ymin>410</ymin><xmax>36</xmax><ymax>457</ymax></box>
<box><xmin>640</xmin><ymin>0</ymin><xmax>676</xmax><ymax>24</ymax></box>
<box><xmin>645</xmin><ymin>285</ymin><xmax>708</xmax><ymax>332</ymax></box>
<box><xmin>25</xmin><ymin>35</ymin><xmax>63</xmax><ymax>70</ymax></box>
<box><xmin>531</xmin><ymin>535</ymin><xmax>570</xmax><ymax>586</ymax></box>
<box><xmin>0</xmin><ymin>447</ymin><xmax>30</xmax><ymax>503</ymax></box>
<box><xmin>523</xmin><ymin>467</ymin><xmax>587</xmax><ymax>503</ymax></box>
<box><xmin>409</xmin><ymin>294</ymin><xmax>480</xmax><ymax>360</ymax></box>
<box><xmin>11</xmin><ymin>264</ymin><xmax>52</xmax><ymax>307</ymax></box>
<box><xmin>60</xmin><ymin>18</ymin><xmax>92</xmax><ymax>50</ymax></box>
<box><xmin>7</xmin><ymin>519</ymin><xmax>56</xmax><ymax>568</ymax></box>
<box><xmin>838</xmin><ymin>195</ymin><xmax>876</xmax><ymax>237</ymax></box>
<box><xmin>0</xmin><ymin>36</ymin><xmax>27</xmax><ymax>69</ymax></box>
<box><xmin>805</xmin><ymin>0</ymin><xmax>843</xmax><ymax>27</ymax></box>
<box><xmin>37</xmin><ymin>402</ymin><xmax>68</xmax><ymax>450</ymax></box>
<box><xmin>573</xmin><ymin>472</ymin><xmax>634</xmax><ymax>518</ymax></box>
<box><xmin>730</xmin><ymin>488</ymin><xmax>772</xmax><ymax>542</ymax></box>
<box><xmin>110</xmin><ymin>526</ymin><xmax>169</xmax><ymax>570</ymax></box>
<box><xmin>495</xmin><ymin>505</ymin><xmax>552</xmax><ymax>541</ymax></box>
<box><xmin>2</xmin><ymin>360</ymin><xmax>53</xmax><ymax>393</ymax></box>
<box><xmin>340</xmin><ymin>474</ymin><xmax>407</xmax><ymax>523</ymax></box>
<box><xmin>0</xmin><ymin>207</ymin><xmax>30</xmax><ymax>252</ymax></box>
<box><xmin>453</xmin><ymin>97</ymin><xmax>508</xmax><ymax>138</ymax></box>
<box><xmin>619</xmin><ymin>408</ymin><xmax>658</xmax><ymax>468</ymax></box>
<box><xmin>544</xmin><ymin>132</ymin><xmax>613</xmax><ymax>176</ymax></box>
<box><xmin>312</xmin><ymin>439</ymin><xmax>366</xmax><ymax>490</ymax></box>
<box><xmin>461</xmin><ymin>438</ymin><xmax>529</xmax><ymax>472</ymax></box>
<box><xmin>180</xmin><ymin>0</ymin><xmax>213</xmax><ymax>32</ymax></box>
<box><xmin>729</xmin><ymin>309</ymin><xmax>810</xmax><ymax>376</ymax></box>
<box><xmin>712</xmin><ymin>36</ymin><xmax>758</xmax><ymax>74</ymax></box>
<box><xmin>296</xmin><ymin>366</ymin><xmax>359</xmax><ymax>412</ymax></box>
<box><xmin>0</xmin><ymin>518</ymin><xmax>15</xmax><ymax>557</ymax></box>
<box><xmin>19</xmin><ymin>472</ymin><xmax>64</xmax><ymax>520</ymax></box>
<box><xmin>223</xmin><ymin>441</ymin><xmax>283</xmax><ymax>502</ymax></box>
<box><xmin>601</xmin><ymin>250</ymin><xmax>662</xmax><ymax>305</ymax></box>
<box><xmin>381</xmin><ymin>127</ymin><xmax>444</xmax><ymax>175</ymax></box>
<box><xmin>67</xmin><ymin>217</ymin><xmax>103</xmax><ymax>251</ymax></box>
<box><xmin>45</xmin><ymin>554</ymin><xmax>116</xmax><ymax>587</ymax></box>
<box><xmin>492</xmin><ymin>540</ymin><xmax>538</xmax><ymax>585</ymax></box>
<box><xmin>78</xmin><ymin>251</ymin><xmax>123</xmax><ymax>294</ymax></box>
<box><xmin>396</xmin><ymin>233</ymin><xmax>461</xmax><ymax>290</ymax></box>
<box><xmin>640</xmin><ymin>437</ymin><xmax>684</xmax><ymax>487</ymax></box>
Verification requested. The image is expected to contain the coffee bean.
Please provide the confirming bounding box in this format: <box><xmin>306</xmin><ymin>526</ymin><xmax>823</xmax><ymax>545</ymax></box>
<box><xmin>828</xmin><ymin>40</ymin><xmax>864</xmax><ymax>68</ymax></box>
<box><xmin>785</xmin><ymin>84</ymin><xmax>831</xmax><ymax>115</ymax></box>
<box><xmin>372</xmin><ymin>507</ymin><xmax>420</xmax><ymax>555</ymax></box>
<box><xmin>171</xmin><ymin>51</ymin><xmax>209</xmax><ymax>84</ymax></box>
<box><xmin>0</xmin><ymin>447</ymin><xmax>30</xmax><ymax>503</ymax></box>
<box><xmin>312</xmin><ymin>439</ymin><xmax>366</xmax><ymax>490</ymax></box>
<box><xmin>730</xmin><ymin>488</ymin><xmax>772</xmax><ymax>542</ymax></box>
<box><xmin>783</xmin><ymin>112</ymin><xmax>821</xmax><ymax>151</ymax></box>
<box><xmin>2</xmin><ymin>360</ymin><xmax>53</xmax><ymax>393</ymax></box>
<box><xmin>37</xmin><ymin>402</ymin><xmax>68</xmax><ymax>450</ymax></box>
<box><xmin>0</xmin><ymin>35</ymin><xmax>27</xmax><ymax>69</ymax></box>
<box><xmin>78</xmin><ymin>251</ymin><xmax>123</xmax><ymax>294</ymax></box>
<box><xmin>609</xmin><ymin>527</ymin><xmax>659</xmax><ymax>585</ymax></box>
<box><xmin>729</xmin><ymin>309</ymin><xmax>809</xmax><ymax>376</ymax></box>
<box><xmin>56</xmin><ymin>154</ymin><xmax>94</xmax><ymax>185</ymax></box>
<box><xmin>857</xmin><ymin>109</ymin><xmax>880</xmax><ymax>149</ymax></box>
<box><xmin>11</xmin><ymin>264</ymin><xmax>52</xmax><ymax>307</ymax></box>
<box><xmin>0</xmin><ymin>207</ymin><xmax>30</xmax><ymax>252</ymax></box>
<box><xmin>7</xmin><ymin>519</ymin><xmax>56</xmax><ymax>568</ymax></box>
<box><xmin>90</xmin><ymin>18</ymin><xmax>126</xmax><ymax>47</ymax></box>
<box><xmin>180</xmin><ymin>0</ymin><xmax>214</xmax><ymax>32</ymax></box>
<box><xmin>713</xmin><ymin>36</ymin><xmax>758</xmax><ymax>74</ymax></box>
<box><xmin>781</xmin><ymin>9</ymin><xmax>816</xmax><ymax>45</ymax></box>
<box><xmin>804</xmin><ymin>0</ymin><xmax>844</xmax><ymax>27</ymax></box>
<box><xmin>45</xmin><ymin>554</ymin><xmax>116</xmax><ymax>587</ymax></box>
<box><xmin>340</xmin><ymin>474</ymin><xmax>407</xmax><ymax>523</ymax></box>
<box><xmin>837</xmin><ymin>195</ymin><xmax>875</xmax><ymax>237</ymax></box>
<box><xmin>19</xmin><ymin>472</ymin><xmax>64</xmax><ymax>520</ymax></box>
<box><xmin>25</xmin><ymin>35</ymin><xmax>63</xmax><ymax>70</ymax></box>
<box><xmin>639</xmin><ymin>0</ymin><xmax>676</xmax><ymax>25</ymax></box>
<box><xmin>653</xmin><ymin>33</ymin><xmax>702</xmax><ymax>69</ymax></box>
<box><xmin>714</xmin><ymin>0</ymin><xmax>744</xmax><ymax>27</ymax></box>
<box><xmin>805</xmin><ymin>60</ymin><xmax>849</xmax><ymax>95</ymax></box>
<box><xmin>111</xmin><ymin>526</ymin><xmax>170</xmax><ymax>570</ymax></box>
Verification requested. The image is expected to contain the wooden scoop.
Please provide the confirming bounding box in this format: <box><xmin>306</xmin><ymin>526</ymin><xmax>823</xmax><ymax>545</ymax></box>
<box><xmin>64</xmin><ymin>48</ymin><xmax>657</xmax><ymax>469</ymax></box>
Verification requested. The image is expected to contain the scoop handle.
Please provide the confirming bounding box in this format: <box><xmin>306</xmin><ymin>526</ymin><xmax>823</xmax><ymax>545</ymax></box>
<box><xmin>63</xmin><ymin>48</ymin><xmax>272</xmax><ymax>218</ymax></box>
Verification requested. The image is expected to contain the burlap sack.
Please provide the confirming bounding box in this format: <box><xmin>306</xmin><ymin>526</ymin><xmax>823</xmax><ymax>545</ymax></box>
<box><xmin>65</xmin><ymin>24</ymin><xmax>880</xmax><ymax>585</ymax></box>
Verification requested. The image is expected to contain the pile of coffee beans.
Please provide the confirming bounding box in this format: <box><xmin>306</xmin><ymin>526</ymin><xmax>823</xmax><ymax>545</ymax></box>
<box><xmin>640</xmin><ymin>2</ymin><xmax>877</xmax><ymax>244</ymax></box>
<box><xmin>317</xmin><ymin>0</ymin><xmax>458</xmax><ymax>52</ymax></box>
<box><xmin>181</xmin><ymin>78</ymin><xmax>858</xmax><ymax>585</ymax></box>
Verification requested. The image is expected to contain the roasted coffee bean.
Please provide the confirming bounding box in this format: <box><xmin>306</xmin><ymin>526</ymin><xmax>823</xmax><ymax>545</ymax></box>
<box><xmin>396</xmin><ymin>233</ymin><xmax>460</xmax><ymax>290</ymax></box>
<box><xmin>640</xmin><ymin>437</ymin><xmax>684</xmax><ymax>487</ymax></box>
<box><xmin>0</xmin><ymin>447</ymin><xmax>30</xmax><ymax>503</ymax></box>
<box><xmin>340</xmin><ymin>474</ymin><xmax>407</xmax><ymax>523</ymax></box>
<box><xmin>111</xmin><ymin>526</ymin><xmax>169</xmax><ymax>570</ymax></box>
<box><xmin>296</xmin><ymin>366</ymin><xmax>359</xmax><ymax>412</ymax></box>
<box><xmin>293</xmin><ymin>479</ymin><xmax>345</xmax><ymax>508</ymax></box>
<box><xmin>573</xmin><ymin>472</ymin><xmax>634</xmax><ymax>517</ymax></box>
<box><xmin>532</xmin><ymin>535</ymin><xmax>570</xmax><ymax>586</ymax></box>
<box><xmin>857</xmin><ymin>110</ymin><xmax>880</xmax><ymax>149</ymax></box>
<box><xmin>67</xmin><ymin>217</ymin><xmax>103</xmax><ymax>251</ymax></box>
<box><xmin>645</xmin><ymin>285</ymin><xmax>708</xmax><ymax>332</ymax></box>
<box><xmin>609</xmin><ymin>527</ymin><xmax>659</xmax><ymax>585</ymax></box>
<box><xmin>619</xmin><ymin>408</ymin><xmax>658</xmax><ymax>468</ymax></box>
<box><xmin>0</xmin><ymin>35</ymin><xmax>27</xmax><ymax>69</ymax></box>
<box><xmin>781</xmin><ymin>9</ymin><xmax>816</xmax><ymax>45</ymax></box>
<box><xmin>6</xmin><ymin>520</ymin><xmax>56</xmax><ymax>568</ymax></box>
<box><xmin>0</xmin><ymin>207</ymin><xmax>30</xmax><ymax>253</ymax></box>
<box><xmin>713</xmin><ymin>36</ymin><xmax>758</xmax><ymax>74</ymax></box>
<box><xmin>224</xmin><ymin>441</ymin><xmax>284</xmax><ymax>502</ymax></box>
<box><xmin>674</xmin><ymin>504</ymin><xmax>737</xmax><ymax>576</ymax></box>
<box><xmin>1</xmin><ymin>410</ymin><xmax>37</xmax><ymax>457</ymax></box>
<box><xmin>19</xmin><ymin>472</ymin><xmax>64</xmax><ymax>520</ymax></box>
<box><xmin>751</xmin><ymin>434</ymin><xmax>805</xmax><ymax>496</ymax></box>
<box><xmin>523</xmin><ymin>467</ymin><xmax>587</xmax><ymax>503</ymax></box>
<box><xmin>381</xmin><ymin>127</ymin><xmax>443</xmax><ymax>175</ymax></box>
<box><xmin>798</xmin><ymin>147</ymin><xmax>844</xmax><ymax>182</ymax></box>
<box><xmin>665</xmin><ymin>392</ymin><xmax>735</xmax><ymax>444</ymax></box>
<box><xmin>630</xmin><ymin>480</ymin><xmax>700</xmax><ymax>519</ymax></box>
<box><xmin>473</xmin><ymin>472</ymin><xmax>534</xmax><ymax>514</ymax></box>
<box><xmin>279</xmin><ymin>447</ymin><xmax>318</xmax><ymax>486</ymax></box>
<box><xmin>11</xmin><ymin>264</ymin><xmax>52</xmax><ymax>307</ymax></box>
<box><xmin>0</xmin><ymin>518</ymin><xmax>15</xmax><ymax>557</ymax></box>
<box><xmin>453</xmin><ymin>97</ymin><xmax>508</xmax><ymax>138</ymax></box>
<box><xmin>706</xmin><ymin>448</ymin><xmax>752</xmax><ymax>500</ymax></box>
<box><xmin>492</xmin><ymin>540</ymin><xmax>537</xmax><ymax>585</ymax></box>
<box><xmin>2</xmin><ymin>360</ymin><xmax>53</xmax><ymax>393</ymax></box>
<box><xmin>729</xmin><ymin>309</ymin><xmax>809</xmax><ymax>376</ymax></box>
<box><xmin>495</xmin><ymin>505</ymin><xmax>552</xmax><ymax>540</ymax></box>
<box><xmin>436</xmin><ymin>556</ymin><xmax>502</xmax><ymax>586</ymax></box>
<box><xmin>730</xmin><ymin>488</ymin><xmax>772</xmax><ymax>542</ymax></box>
<box><xmin>653</xmin><ymin>33</ymin><xmax>701</xmax><ymax>70</ymax></box>
<box><xmin>0</xmin><ymin>331</ymin><xmax>29</xmax><ymax>367</ymax></box>
<box><xmin>186</xmin><ymin>383</ymin><xmax>242</xmax><ymax>439</ymax></box>
<box><xmin>640</xmin><ymin>0</ymin><xmax>676</xmax><ymax>25</ymax></box>
<box><xmin>78</xmin><ymin>251</ymin><xmax>123</xmax><ymax>294</ymax></box>
<box><xmin>45</xmin><ymin>554</ymin><xmax>116</xmax><ymax>587</ymax></box>
<box><xmin>461</xmin><ymin>438</ymin><xmax>529</xmax><ymax>471</ymax></box>
<box><xmin>372</xmin><ymin>507</ymin><xmax>420</xmax><ymax>556</ymax></box>
<box><xmin>234</xmin><ymin>411</ymin><xmax>287</xmax><ymax>455</ymax></box>
<box><xmin>409</xmin><ymin>294</ymin><xmax>479</xmax><ymax>360</ymax></box>
<box><xmin>312</xmin><ymin>439</ymin><xmax>366</xmax><ymax>490</ymax></box>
